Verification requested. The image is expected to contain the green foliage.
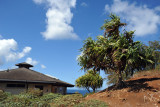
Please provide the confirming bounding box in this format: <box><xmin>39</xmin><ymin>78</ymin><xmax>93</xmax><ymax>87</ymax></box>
<box><xmin>77</xmin><ymin>14</ymin><xmax>154</xmax><ymax>87</ymax></box>
<box><xmin>51</xmin><ymin>94</ymin><xmax>84</xmax><ymax>107</ymax></box>
<box><xmin>156</xmin><ymin>64</ymin><xmax>160</xmax><ymax>70</ymax></box>
<box><xmin>0</xmin><ymin>90</ymin><xmax>11</xmax><ymax>101</ymax></box>
<box><xmin>107</xmin><ymin>71</ymin><xmax>131</xmax><ymax>85</ymax></box>
<box><xmin>75</xmin><ymin>69</ymin><xmax>103</xmax><ymax>92</ymax></box>
<box><xmin>74</xmin><ymin>100</ymin><xmax>108</xmax><ymax>107</ymax></box>
<box><xmin>25</xmin><ymin>88</ymin><xmax>43</xmax><ymax>97</ymax></box>
<box><xmin>0</xmin><ymin>91</ymin><xmax>108</xmax><ymax>107</ymax></box>
<box><xmin>0</xmin><ymin>95</ymin><xmax>46</xmax><ymax>107</ymax></box>
<box><xmin>40</xmin><ymin>93</ymin><xmax>62</xmax><ymax>103</ymax></box>
<box><xmin>101</xmin><ymin>13</ymin><xmax>126</xmax><ymax>37</ymax></box>
<box><xmin>0</xmin><ymin>90</ymin><xmax>62</xmax><ymax>107</ymax></box>
<box><xmin>148</xmin><ymin>40</ymin><xmax>160</xmax><ymax>67</ymax></box>
<box><xmin>149</xmin><ymin>40</ymin><xmax>160</xmax><ymax>50</ymax></box>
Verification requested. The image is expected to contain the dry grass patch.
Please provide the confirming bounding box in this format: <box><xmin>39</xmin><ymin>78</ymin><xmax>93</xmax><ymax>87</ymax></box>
<box><xmin>133</xmin><ymin>69</ymin><xmax>160</xmax><ymax>78</ymax></box>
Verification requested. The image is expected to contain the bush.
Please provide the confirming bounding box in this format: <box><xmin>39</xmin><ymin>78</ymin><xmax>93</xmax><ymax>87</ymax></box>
<box><xmin>74</xmin><ymin>100</ymin><xmax>108</xmax><ymax>107</ymax></box>
<box><xmin>0</xmin><ymin>95</ymin><xmax>33</xmax><ymax>107</ymax></box>
<box><xmin>0</xmin><ymin>91</ymin><xmax>62</xmax><ymax>107</ymax></box>
<box><xmin>0</xmin><ymin>90</ymin><xmax>11</xmax><ymax>101</ymax></box>
<box><xmin>51</xmin><ymin>94</ymin><xmax>84</xmax><ymax>107</ymax></box>
<box><xmin>25</xmin><ymin>88</ymin><xmax>43</xmax><ymax>97</ymax></box>
<box><xmin>0</xmin><ymin>94</ymin><xmax>51</xmax><ymax>107</ymax></box>
<box><xmin>39</xmin><ymin>93</ymin><xmax>62</xmax><ymax>103</ymax></box>
<box><xmin>0</xmin><ymin>90</ymin><xmax>108</xmax><ymax>107</ymax></box>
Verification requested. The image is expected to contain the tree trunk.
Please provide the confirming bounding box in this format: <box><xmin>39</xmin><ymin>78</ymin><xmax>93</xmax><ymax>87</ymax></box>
<box><xmin>131</xmin><ymin>68</ymin><xmax>134</xmax><ymax>76</ymax></box>
<box><xmin>116</xmin><ymin>69</ymin><xmax>125</xmax><ymax>89</ymax></box>
<box><xmin>86</xmin><ymin>87</ymin><xmax>91</xmax><ymax>93</ymax></box>
<box><xmin>92</xmin><ymin>86</ymin><xmax>96</xmax><ymax>93</ymax></box>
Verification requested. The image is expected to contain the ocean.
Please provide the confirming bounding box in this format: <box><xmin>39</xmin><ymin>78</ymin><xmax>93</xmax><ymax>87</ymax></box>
<box><xmin>67</xmin><ymin>89</ymin><xmax>100</xmax><ymax>96</ymax></box>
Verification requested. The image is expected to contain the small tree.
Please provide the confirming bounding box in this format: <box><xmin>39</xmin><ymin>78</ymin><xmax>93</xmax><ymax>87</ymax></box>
<box><xmin>75</xmin><ymin>70</ymin><xmax>103</xmax><ymax>93</ymax></box>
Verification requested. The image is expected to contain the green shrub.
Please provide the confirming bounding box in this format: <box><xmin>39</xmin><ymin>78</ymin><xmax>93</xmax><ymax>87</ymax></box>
<box><xmin>0</xmin><ymin>94</ymin><xmax>51</xmax><ymax>107</ymax></box>
<box><xmin>74</xmin><ymin>100</ymin><xmax>108</xmax><ymax>107</ymax></box>
<box><xmin>0</xmin><ymin>91</ymin><xmax>108</xmax><ymax>107</ymax></box>
<box><xmin>29</xmin><ymin>100</ymin><xmax>50</xmax><ymax>107</ymax></box>
<box><xmin>0</xmin><ymin>92</ymin><xmax>62</xmax><ymax>107</ymax></box>
<box><xmin>0</xmin><ymin>95</ymin><xmax>32</xmax><ymax>107</ymax></box>
<box><xmin>51</xmin><ymin>94</ymin><xmax>83</xmax><ymax>107</ymax></box>
<box><xmin>0</xmin><ymin>90</ymin><xmax>11</xmax><ymax>101</ymax></box>
<box><xmin>25</xmin><ymin>88</ymin><xmax>43</xmax><ymax>97</ymax></box>
<box><xmin>40</xmin><ymin>93</ymin><xmax>62</xmax><ymax>103</ymax></box>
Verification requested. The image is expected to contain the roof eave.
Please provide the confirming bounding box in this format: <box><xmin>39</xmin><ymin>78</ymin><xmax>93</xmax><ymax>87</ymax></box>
<box><xmin>0</xmin><ymin>79</ymin><xmax>74</xmax><ymax>87</ymax></box>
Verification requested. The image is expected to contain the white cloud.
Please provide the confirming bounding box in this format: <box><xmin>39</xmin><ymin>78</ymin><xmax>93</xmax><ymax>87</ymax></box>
<box><xmin>45</xmin><ymin>74</ymin><xmax>58</xmax><ymax>79</ymax></box>
<box><xmin>41</xmin><ymin>64</ymin><xmax>46</xmax><ymax>69</ymax></box>
<box><xmin>155</xmin><ymin>6</ymin><xmax>160</xmax><ymax>12</ymax></box>
<box><xmin>26</xmin><ymin>57</ymin><xmax>38</xmax><ymax>65</ymax></box>
<box><xmin>33</xmin><ymin>0</ymin><xmax>79</xmax><ymax>40</ymax></box>
<box><xmin>33</xmin><ymin>0</ymin><xmax>44</xmax><ymax>4</ymax></box>
<box><xmin>81</xmin><ymin>2</ymin><xmax>87</xmax><ymax>7</ymax></box>
<box><xmin>104</xmin><ymin>0</ymin><xmax>160</xmax><ymax>37</ymax></box>
<box><xmin>0</xmin><ymin>39</ymin><xmax>31</xmax><ymax>64</ymax></box>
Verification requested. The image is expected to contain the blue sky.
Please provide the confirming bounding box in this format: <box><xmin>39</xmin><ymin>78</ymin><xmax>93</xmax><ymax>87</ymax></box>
<box><xmin>0</xmin><ymin>0</ymin><xmax>160</xmax><ymax>90</ymax></box>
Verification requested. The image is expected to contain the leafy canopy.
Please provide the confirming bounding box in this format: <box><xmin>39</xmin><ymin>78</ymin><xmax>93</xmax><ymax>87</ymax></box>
<box><xmin>75</xmin><ymin>70</ymin><xmax>103</xmax><ymax>92</ymax></box>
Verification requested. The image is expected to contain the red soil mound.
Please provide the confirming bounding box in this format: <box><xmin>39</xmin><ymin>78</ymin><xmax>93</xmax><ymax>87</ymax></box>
<box><xmin>86</xmin><ymin>72</ymin><xmax>160</xmax><ymax>107</ymax></box>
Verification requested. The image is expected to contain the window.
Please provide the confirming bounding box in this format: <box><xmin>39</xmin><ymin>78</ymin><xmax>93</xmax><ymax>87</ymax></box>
<box><xmin>59</xmin><ymin>87</ymin><xmax>63</xmax><ymax>92</ymax></box>
<box><xmin>7</xmin><ymin>84</ymin><xmax>25</xmax><ymax>88</ymax></box>
<box><xmin>35</xmin><ymin>85</ymin><xmax>43</xmax><ymax>90</ymax></box>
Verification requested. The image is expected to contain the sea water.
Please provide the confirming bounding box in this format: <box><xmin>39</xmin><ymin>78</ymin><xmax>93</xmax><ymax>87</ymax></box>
<box><xmin>67</xmin><ymin>89</ymin><xmax>100</xmax><ymax>96</ymax></box>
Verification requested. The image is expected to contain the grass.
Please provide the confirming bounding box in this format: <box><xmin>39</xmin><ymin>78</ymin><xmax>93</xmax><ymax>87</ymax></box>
<box><xmin>133</xmin><ymin>69</ymin><xmax>160</xmax><ymax>78</ymax></box>
<box><xmin>51</xmin><ymin>94</ymin><xmax>84</xmax><ymax>107</ymax></box>
<box><xmin>74</xmin><ymin>100</ymin><xmax>108</xmax><ymax>107</ymax></box>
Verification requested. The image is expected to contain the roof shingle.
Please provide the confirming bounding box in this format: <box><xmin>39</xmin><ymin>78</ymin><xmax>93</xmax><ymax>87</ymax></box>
<box><xmin>0</xmin><ymin>68</ymin><xmax>74</xmax><ymax>87</ymax></box>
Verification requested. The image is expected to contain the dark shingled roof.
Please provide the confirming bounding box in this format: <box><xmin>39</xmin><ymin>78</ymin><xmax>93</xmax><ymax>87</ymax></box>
<box><xmin>0</xmin><ymin>66</ymin><xmax>74</xmax><ymax>87</ymax></box>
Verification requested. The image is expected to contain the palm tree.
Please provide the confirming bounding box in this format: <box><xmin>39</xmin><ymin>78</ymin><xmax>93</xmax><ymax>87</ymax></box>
<box><xmin>78</xmin><ymin>14</ymin><xmax>154</xmax><ymax>88</ymax></box>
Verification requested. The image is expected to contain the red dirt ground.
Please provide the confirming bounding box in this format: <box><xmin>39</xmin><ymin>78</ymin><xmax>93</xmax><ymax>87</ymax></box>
<box><xmin>86</xmin><ymin>72</ymin><xmax>160</xmax><ymax>107</ymax></box>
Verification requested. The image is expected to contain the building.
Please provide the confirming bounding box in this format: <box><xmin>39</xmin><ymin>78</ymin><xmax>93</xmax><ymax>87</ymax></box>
<box><xmin>0</xmin><ymin>62</ymin><xmax>74</xmax><ymax>94</ymax></box>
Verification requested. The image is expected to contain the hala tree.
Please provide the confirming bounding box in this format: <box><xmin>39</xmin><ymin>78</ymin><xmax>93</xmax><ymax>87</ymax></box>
<box><xmin>77</xmin><ymin>14</ymin><xmax>154</xmax><ymax>88</ymax></box>
<box><xmin>75</xmin><ymin>69</ymin><xmax>103</xmax><ymax>93</ymax></box>
<box><xmin>149</xmin><ymin>40</ymin><xmax>160</xmax><ymax>68</ymax></box>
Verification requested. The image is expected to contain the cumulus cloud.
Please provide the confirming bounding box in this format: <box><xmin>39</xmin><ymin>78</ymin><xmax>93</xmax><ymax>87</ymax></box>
<box><xmin>26</xmin><ymin>57</ymin><xmax>38</xmax><ymax>66</ymax></box>
<box><xmin>81</xmin><ymin>2</ymin><xmax>87</xmax><ymax>7</ymax></box>
<box><xmin>0</xmin><ymin>39</ymin><xmax>31</xmax><ymax>64</ymax></box>
<box><xmin>104</xmin><ymin>0</ymin><xmax>160</xmax><ymax>36</ymax></box>
<box><xmin>33</xmin><ymin>0</ymin><xmax>79</xmax><ymax>40</ymax></box>
<box><xmin>41</xmin><ymin>64</ymin><xmax>46</xmax><ymax>69</ymax></box>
